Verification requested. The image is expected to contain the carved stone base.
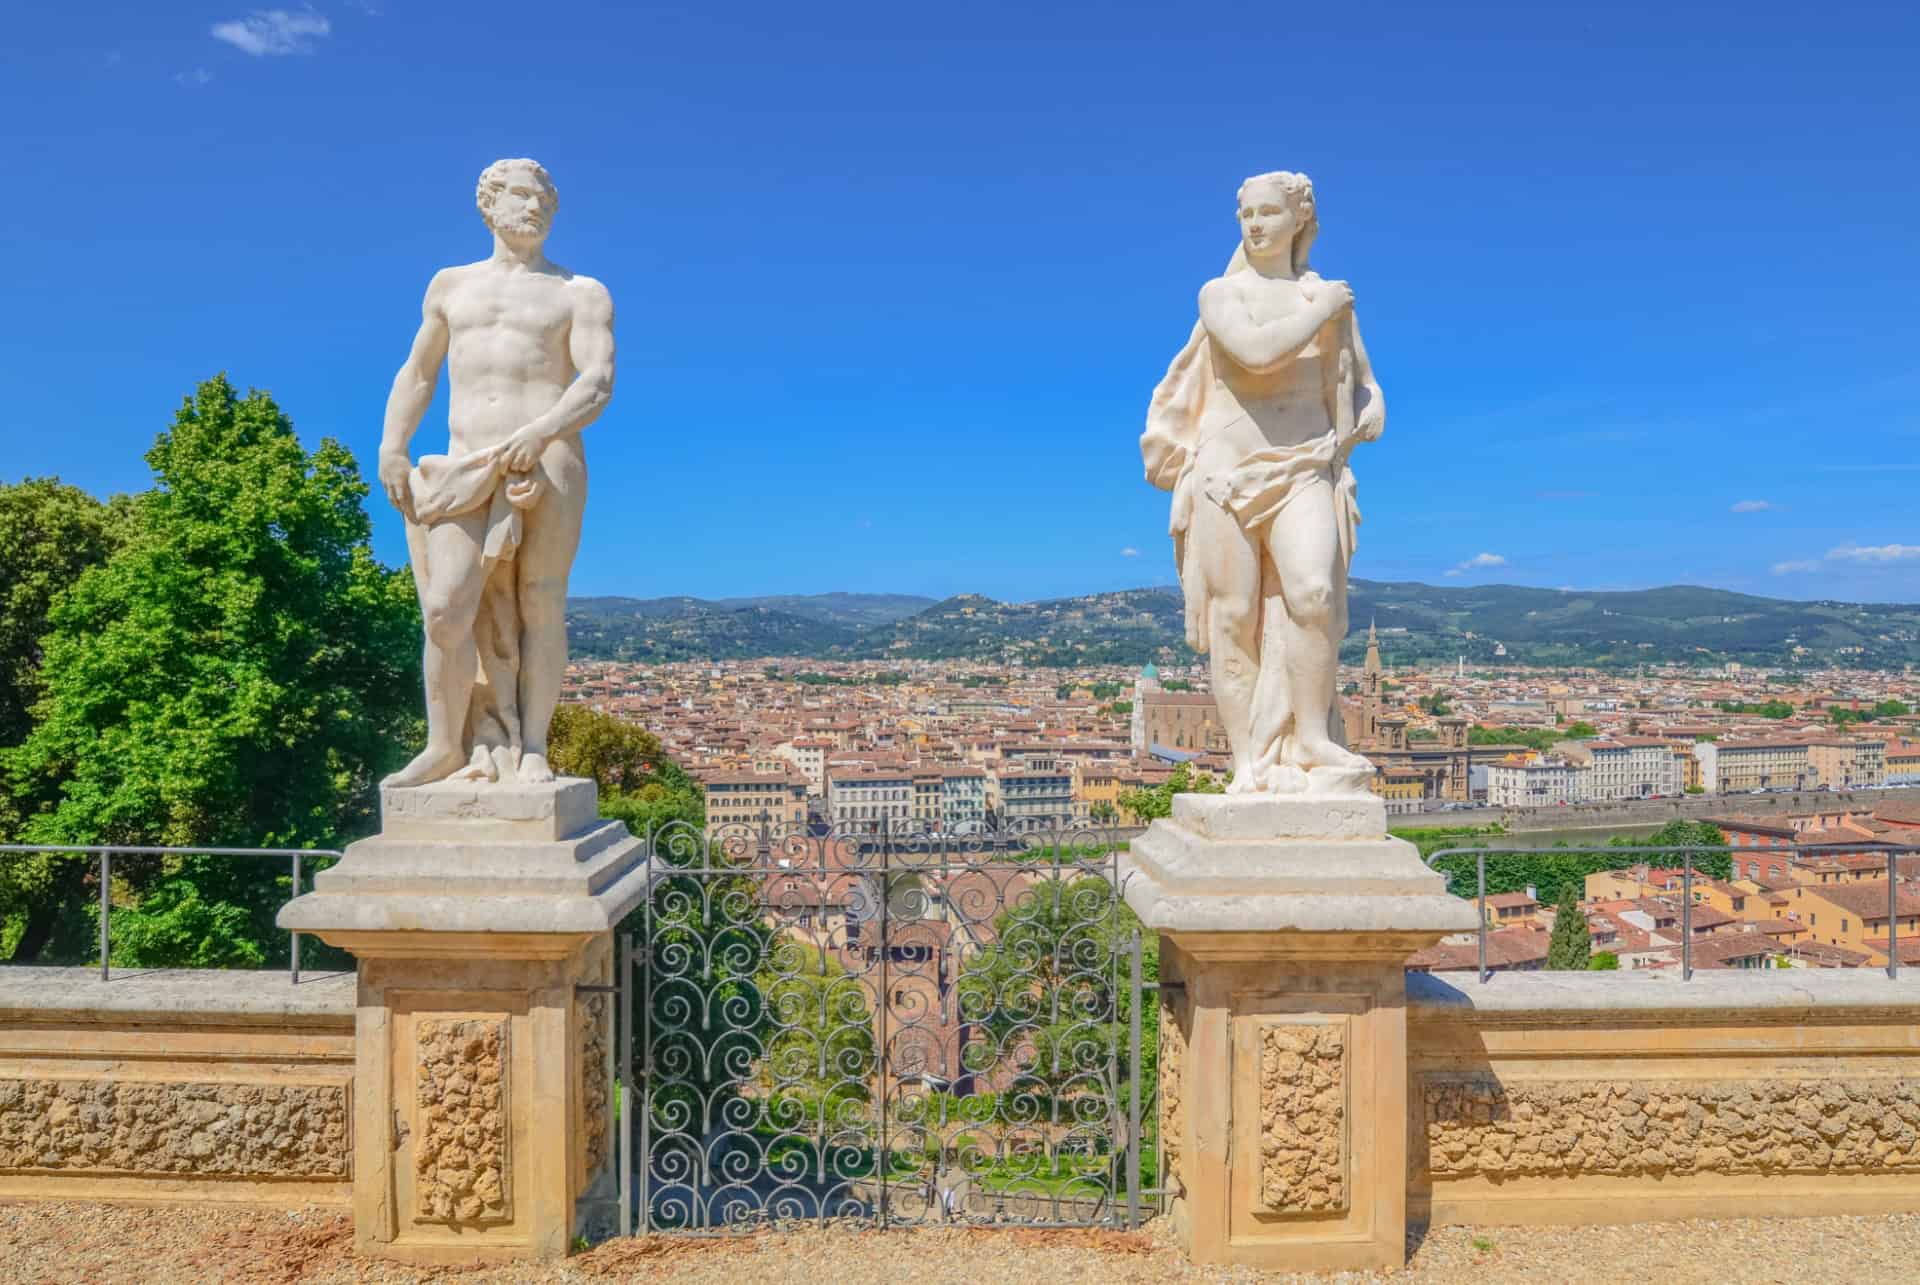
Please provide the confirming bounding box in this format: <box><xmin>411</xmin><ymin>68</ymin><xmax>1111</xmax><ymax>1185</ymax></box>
<box><xmin>277</xmin><ymin>778</ymin><xmax>647</xmax><ymax>1265</ymax></box>
<box><xmin>1123</xmin><ymin>794</ymin><xmax>1475</xmax><ymax>1272</ymax></box>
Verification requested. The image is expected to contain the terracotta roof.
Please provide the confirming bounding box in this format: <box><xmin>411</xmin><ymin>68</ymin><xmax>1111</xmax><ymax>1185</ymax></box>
<box><xmin>1798</xmin><ymin>879</ymin><xmax>1920</xmax><ymax>922</ymax></box>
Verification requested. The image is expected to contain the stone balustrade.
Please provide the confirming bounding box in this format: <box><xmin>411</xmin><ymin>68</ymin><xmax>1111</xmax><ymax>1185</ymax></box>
<box><xmin>0</xmin><ymin>967</ymin><xmax>355</xmax><ymax>1206</ymax></box>
<box><xmin>1409</xmin><ymin>969</ymin><xmax>1920</xmax><ymax>1225</ymax></box>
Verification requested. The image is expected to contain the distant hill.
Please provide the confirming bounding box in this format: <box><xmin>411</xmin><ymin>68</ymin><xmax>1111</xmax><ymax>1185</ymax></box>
<box><xmin>566</xmin><ymin>593</ymin><xmax>933</xmax><ymax>661</ymax></box>
<box><xmin>565</xmin><ymin>583</ymin><xmax>1920</xmax><ymax>669</ymax></box>
<box><xmin>1348</xmin><ymin>581</ymin><xmax>1920</xmax><ymax>669</ymax></box>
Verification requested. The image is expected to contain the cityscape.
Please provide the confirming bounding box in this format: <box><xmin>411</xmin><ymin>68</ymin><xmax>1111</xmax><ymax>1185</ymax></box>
<box><xmin>7</xmin><ymin>1</ymin><xmax>1920</xmax><ymax>1278</ymax></box>
<box><xmin>560</xmin><ymin>613</ymin><xmax>1919</xmax><ymax>829</ymax></box>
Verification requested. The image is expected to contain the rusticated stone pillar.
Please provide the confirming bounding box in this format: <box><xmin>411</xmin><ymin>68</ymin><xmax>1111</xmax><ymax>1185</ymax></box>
<box><xmin>279</xmin><ymin>779</ymin><xmax>648</xmax><ymax>1265</ymax></box>
<box><xmin>1123</xmin><ymin>793</ymin><xmax>1475</xmax><ymax>1272</ymax></box>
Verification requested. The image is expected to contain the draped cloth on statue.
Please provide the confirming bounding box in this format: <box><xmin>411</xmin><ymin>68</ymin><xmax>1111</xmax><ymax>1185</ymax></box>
<box><xmin>405</xmin><ymin>450</ymin><xmax>527</xmax><ymax>776</ymax></box>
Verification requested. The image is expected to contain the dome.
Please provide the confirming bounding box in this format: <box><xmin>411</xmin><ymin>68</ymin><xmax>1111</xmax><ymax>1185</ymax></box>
<box><xmin>1140</xmin><ymin>662</ymin><xmax>1159</xmax><ymax>680</ymax></box>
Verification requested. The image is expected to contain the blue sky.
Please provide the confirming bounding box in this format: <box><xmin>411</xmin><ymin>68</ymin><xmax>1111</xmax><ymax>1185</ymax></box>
<box><xmin>6</xmin><ymin>2</ymin><xmax>1918</xmax><ymax>603</ymax></box>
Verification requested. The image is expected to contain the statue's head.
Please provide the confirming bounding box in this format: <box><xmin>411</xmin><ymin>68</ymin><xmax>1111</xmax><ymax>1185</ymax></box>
<box><xmin>476</xmin><ymin>158</ymin><xmax>559</xmax><ymax>247</ymax></box>
<box><xmin>1236</xmin><ymin>171</ymin><xmax>1316</xmax><ymax>275</ymax></box>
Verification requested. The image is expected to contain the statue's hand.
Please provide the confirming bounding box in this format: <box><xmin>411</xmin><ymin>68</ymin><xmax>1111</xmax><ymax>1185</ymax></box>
<box><xmin>499</xmin><ymin>425</ymin><xmax>548</xmax><ymax>474</ymax></box>
<box><xmin>1314</xmin><ymin>278</ymin><xmax>1355</xmax><ymax>318</ymax></box>
<box><xmin>504</xmin><ymin>472</ymin><xmax>544</xmax><ymax>510</ymax></box>
<box><xmin>377</xmin><ymin>449</ymin><xmax>413</xmax><ymax>517</ymax></box>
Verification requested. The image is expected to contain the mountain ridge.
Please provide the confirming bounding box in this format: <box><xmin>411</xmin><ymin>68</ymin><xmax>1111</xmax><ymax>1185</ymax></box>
<box><xmin>564</xmin><ymin>583</ymin><xmax>1920</xmax><ymax>669</ymax></box>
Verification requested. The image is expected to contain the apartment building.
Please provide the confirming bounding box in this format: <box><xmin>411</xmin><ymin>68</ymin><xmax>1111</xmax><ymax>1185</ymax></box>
<box><xmin>938</xmin><ymin>767</ymin><xmax>989</xmax><ymax>833</ymax></box>
<box><xmin>1803</xmin><ymin>736</ymin><xmax>1888</xmax><ymax>789</ymax></box>
<box><xmin>827</xmin><ymin>767</ymin><xmax>915</xmax><ymax>833</ymax></box>
<box><xmin>995</xmin><ymin>767</ymin><xmax>1075</xmax><ymax>833</ymax></box>
<box><xmin>775</xmin><ymin>737</ymin><xmax>834</xmax><ymax>795</ymax></box>
<box><xmin>1557</xmin><ymin>737</ymin><xmax>1680</xmax><ymax>800</ymax></box>
<box><xmin>1779</xmin><ymin>879</ymin><xmax>1920</xmax><ymax>966</ymax></box>
<box><xmin>703</xmin><ymin>771</ymin><xmax>808</xmax><ymax>836</ymax></box>
<box><xmin>1692</xmin><ymin>739</ymin><xmax>1812</xmax><ymax>793</ymax></box>
<box><xmin>1887</xmin><ymin>739</ymin><xmax>1920</xmax><ymax>785</ymax></box>
<box><xmin>1485</xmin><ymin>753</ymin><xmax>1581</xmax><ymax>808</ymax></box>
<box><xmin>911</xmin><ymin>770</ymin><xmax>943</xmax><ymax>829</ymax></box>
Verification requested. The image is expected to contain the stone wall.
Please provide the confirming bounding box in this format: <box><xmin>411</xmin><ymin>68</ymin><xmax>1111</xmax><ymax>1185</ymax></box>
<box><xmin>1494</xmin><ymin>783</ymin><xmax>1920</xmax><ymax>834</ymax></box>
<box><xmin>0</xmin><ymin>967</ymin><xmax>356</xmax><ymax>1205</ymax></box>
<box><xmin>1408</xmin><ymin>970</ymin><xmax>1920</xmax><ymax>1225</ymax></box>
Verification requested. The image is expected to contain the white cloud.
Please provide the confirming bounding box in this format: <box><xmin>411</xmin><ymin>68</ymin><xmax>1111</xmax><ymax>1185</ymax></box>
<box><xmin>1829</xmin><ymin>543</ymin><xmax>1920</xmax><ymax>564</ymax></box>
<box><xmin>211</xmin><ymin>9</ymin><xmax>332</xmax><ymax>56</ymax></box>
<box><xmin>1730</xmin><ymin>499</ymin><xmax>1776</xmax><ymax>513</ymax></box>
<box><xmin>173</xmin><ymin>67</ymin><xmax>214</xmax><ymax>86</ymax></box>
<box><xmin>1120</xmin><ymin>547</ymin><xmax>1140</xmax><ymax>558</ymax></box>
<box><xmin>1446</xmin><ymin>552</ymin><xmax>1506</xmax><ymax>578</ymax></box>
<box><xmin>1770</xmin><ymin>559</ymin><xmax>1820</xmax><ymax>575</ymax></box>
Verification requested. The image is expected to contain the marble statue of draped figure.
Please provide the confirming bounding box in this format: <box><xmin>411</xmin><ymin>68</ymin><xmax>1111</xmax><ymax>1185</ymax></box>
<box><xmin>1140</xmin><ymin>171</ymin><xmax>1384</xmax><ymax>797</ymax></box>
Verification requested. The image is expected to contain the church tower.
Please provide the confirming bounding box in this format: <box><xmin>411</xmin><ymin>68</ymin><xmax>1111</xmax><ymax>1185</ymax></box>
<box><xmin>1360</xmin><ymin>619</ymin><xmax>1383</xmax><ymax>747</ymax></box>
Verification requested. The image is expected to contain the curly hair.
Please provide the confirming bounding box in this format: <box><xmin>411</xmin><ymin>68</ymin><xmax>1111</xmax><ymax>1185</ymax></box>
<box><xmin>475</xmin><ymin>158</ymin><xmax>559</xmax><ymax>221</ymax></box>
<box><xmin>1236</xmin><ymin>171</ymin><xmax>1317</xmax><ymax>275</ymax></box>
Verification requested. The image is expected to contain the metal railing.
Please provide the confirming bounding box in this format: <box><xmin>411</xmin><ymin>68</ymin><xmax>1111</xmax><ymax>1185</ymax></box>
<box><xmin>1425</xmin><ymin>843</ymin><xmax>1916</xmax><ymax>984</ymax></box>
<box><xmin>0</xmin><ymin>844</ymin><xmax>343</xmax><ymax>983</ymax></box>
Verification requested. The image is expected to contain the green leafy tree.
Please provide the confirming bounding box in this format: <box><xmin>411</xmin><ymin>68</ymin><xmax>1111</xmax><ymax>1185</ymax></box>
<box><xmin>1589</xmin><ymin>951</ymin><xmax>1620</xmax><ymax>971</ymax></box>
<box><xmin>1563</xmin><ymin>720</ymin><xmax>1599</xmax><ymax>739</ymax></box>
<box><xmin>1088</xmin><ymin>801</ymin><xmax>1117</xmax><ymax>825</ymax></box>
<box><xmin>954</xmin><ymin>875</ymin><xmax>1156</xmax><ymax>1189</ymax></box>
<box><xmin>546</xmin><ymin>705</ymin><xmax>706</xmax><ymax>840</ymax></box>
<box><xmin>4</xmin><ymin>376</ymin><xmax>419</xmax><ymax>964</ymax></box>
<box><xmin>1718</xmin><ymin>699</ymin><xmax>1793</xmax><ymax>719</ymax></box>
<box><xmin>0</xmin><ymin>479</ymin><xmax>131</xmax><ymax>751</ymax></box>
<box><xmin>1429</xmin><ymin>819</ymin><xmax>1730</xmax><ymax>904</ymax></box>
<box><xmin>1546</xmin><ymin>883</ymin><xmax>1591</xmax><ymax>971</ymax></box>
<box><xmin>757</xmin><ymin>950</ymin><xmax>875</xmax><ymax>1120</ymax></box>
<box><xmin>1118</xmin><ymin>761</ymin><xmax>1222</xmax><ymax>823</ymax></box>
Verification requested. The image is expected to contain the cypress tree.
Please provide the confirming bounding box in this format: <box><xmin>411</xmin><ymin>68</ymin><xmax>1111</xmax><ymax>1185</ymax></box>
<box><xmin>1546</xmin><ymin>882</ymin><xmax>1592</xmax><ymax>971</ymax></box>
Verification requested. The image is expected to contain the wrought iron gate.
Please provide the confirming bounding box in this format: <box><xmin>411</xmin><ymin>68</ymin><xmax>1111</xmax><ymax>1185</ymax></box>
<box><xmin>614</xmin><ymin>822</ymin><xmax>1150</xmax><ymax>1233</ymax></box>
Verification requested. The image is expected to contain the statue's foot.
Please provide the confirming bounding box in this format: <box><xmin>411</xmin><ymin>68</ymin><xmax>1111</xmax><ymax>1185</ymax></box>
<box><xmin>1226</xmin><ymin>767</ymin><xmax>1260</xmax><ymax>795</ymax></box>
<box><xmin>1295</xmin><ymin>737</ymin><xmax>1373</xmax><ymax>774</ymax></box>
<box><xmin>383</xmin><ymin>745</ymin><xmax>468</xmax><ymax>788</ymax></box>
<box><xmin>447</xmin><ymin>746</ymin><xmax>497</xmax><ymax>783</ymax></box>
<box><xmin>519</xmin><ymin>751</ymin><xmax>555</xmax><ymax>784</ymax></box>
<box><xmin>490</xmin><ymin>744</ymin><xmax>520</xmax><ymax>783</ymax></box>
<box><xmin>1259</xmin><ymin>764</ymin><xmax>1311</xmax><ymax>794</ymax></box>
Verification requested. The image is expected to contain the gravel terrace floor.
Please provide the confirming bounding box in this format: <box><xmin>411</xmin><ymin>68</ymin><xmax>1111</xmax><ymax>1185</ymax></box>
<box><xmin>3</xmin><ymin>1202</ymin><xmax>1918</xmax><ymax>1284</ymax></box>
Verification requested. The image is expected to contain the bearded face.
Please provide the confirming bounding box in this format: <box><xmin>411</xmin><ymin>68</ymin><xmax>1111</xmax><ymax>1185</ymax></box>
<box><xmin>481</xmin><ymin>169</ymin><xmax>556</xmax><ymax>244</ymax></box>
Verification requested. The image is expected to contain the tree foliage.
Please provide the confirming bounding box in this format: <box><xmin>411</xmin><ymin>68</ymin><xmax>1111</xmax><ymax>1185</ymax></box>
<box><xmin>0</xmin><ymin>479</ymin><xmax>131</xmax><ymax>752</ymax></box>
<box><xmin>546</xmin><ymin>704</ymin><xmax>705</xmax><ymax>839</ymax></box>
<box><xmin>1117</xmin><ymin>761</ymin><xmax>1221</xmax><ymax>823</ymax></box>
<box><xmin>2</xmin><ymin>376</ymin><xmax>420</xmax><ymax>964</ymax></box>
<box><xmin>1546</xmin><ymin>882</ymin><xmax>1591</xmax><ymax>970</ymax></box>
<box><xmin>1718</xmin><ymin>699</ymin><xmax>1794</xmax><ymax>719</ymax></box>
<box><xmin>1429</xmin><ymin>820</ymin><xmax>1731</xmax><ymax>903</ymax></box>
<box><xmin>956</xmin><ymin>875</ymin><xmax>1155</xmax><ymax>1146</ymax></box>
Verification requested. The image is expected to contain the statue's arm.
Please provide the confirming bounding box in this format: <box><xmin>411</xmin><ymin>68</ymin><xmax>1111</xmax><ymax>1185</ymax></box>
<box><xmin>1198</xmin><ymin>277</ymin><xmax>1346</xmax><ymax>374</ymax></box>
<box><xmin>1350</xmin><ymin>313</ymin><xmax>1385</xmax><ymax>440</ymax></box>
<box><xmin>377</xmin><ymin>271</ymin><xmax>452</xmax><ymax>511</ymax></box>
<box><xmin>515</xmin><ymin>279</ymin><xmax>616</xmax><ymax>450</ymax></box>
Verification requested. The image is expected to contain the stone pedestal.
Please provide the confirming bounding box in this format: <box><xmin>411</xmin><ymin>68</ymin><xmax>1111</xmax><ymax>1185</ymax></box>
<box><xmin>1122</xmin><ymin>792</ymin><xmax>1476</xmax><ymax>1273</ymax></box>
<box><xmin>278</xmin><ymin>778</ymin><xmax>652</xmax><ymax>1265</ymax></box>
